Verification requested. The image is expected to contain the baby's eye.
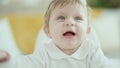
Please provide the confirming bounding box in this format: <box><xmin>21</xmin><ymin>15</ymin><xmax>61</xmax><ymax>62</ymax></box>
<box><xmin>74</xmin><ymin>16</ymin><xmax>82</xmax><ymax>22</ymax></box>
<box><xmin>57</xmin><ymin>16</ymin><xmax>65</xmax><ymax>21</ymax></box>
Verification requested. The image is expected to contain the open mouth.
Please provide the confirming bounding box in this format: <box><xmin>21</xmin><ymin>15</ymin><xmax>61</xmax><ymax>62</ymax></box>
<box><xmin>63</xmin><ymin>31</ymin><xmax>76</xmax><ymax>36</ymax></box>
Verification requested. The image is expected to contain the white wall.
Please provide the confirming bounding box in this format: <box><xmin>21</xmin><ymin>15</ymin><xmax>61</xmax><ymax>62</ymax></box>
<box><xmin>91</xmin><ymin>9</ymin><xmax>120</xmax><ymax>56</ymax></box>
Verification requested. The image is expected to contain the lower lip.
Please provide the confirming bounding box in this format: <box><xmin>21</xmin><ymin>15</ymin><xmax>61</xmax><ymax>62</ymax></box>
<box><xmin>63</xmin><ymin>35</ymin><xmax>75</xmax><ymax>39</ymax></box>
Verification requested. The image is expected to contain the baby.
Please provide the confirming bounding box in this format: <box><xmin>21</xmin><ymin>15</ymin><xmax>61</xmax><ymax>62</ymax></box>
<box><xmin>0</xmin><ymin>0</ymin><xmax>112</xmax><ymax>68</ymax></box>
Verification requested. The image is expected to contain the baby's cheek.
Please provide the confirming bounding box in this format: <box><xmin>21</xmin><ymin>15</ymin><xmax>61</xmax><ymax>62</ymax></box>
<box><xmin>77</xmin><ymin>30</ymin><xmax>86</xmax><ymax>40</ymax></box>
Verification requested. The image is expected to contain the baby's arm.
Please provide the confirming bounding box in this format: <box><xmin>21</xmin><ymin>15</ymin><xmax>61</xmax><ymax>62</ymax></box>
<box><xmin>0</xmin><ymin>50</ymin><xmax>44</xmax><ymax>68</ymax></box>
<box><xmin>90</xmin><ymin>44</ymin><xmax>113</xmax><ymax>68</ymax></box>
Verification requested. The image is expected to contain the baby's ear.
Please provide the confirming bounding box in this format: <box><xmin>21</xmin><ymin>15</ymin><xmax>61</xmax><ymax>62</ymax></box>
<box><xmin>43</xmin><ymin>25</ymin><xmax>51</xmax><ymax>38</ymax></box>
<box><xmin>86</xmin><ymin>25</ymin><xmax>91</xmax><ymax>34</ymax></box>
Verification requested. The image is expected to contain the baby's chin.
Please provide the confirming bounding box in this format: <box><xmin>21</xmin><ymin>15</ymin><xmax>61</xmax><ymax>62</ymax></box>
<box><xmin>58</xmin><ymin>42</ymin><xmax>80</xmax><ymax>49</ymax></box>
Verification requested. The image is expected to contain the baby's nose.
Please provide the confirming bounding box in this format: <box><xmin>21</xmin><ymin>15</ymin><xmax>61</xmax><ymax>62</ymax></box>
<box><xmin>65</xmin><ymin>23</ymin><xmax>74</xmax><ymax>26</ymax></box>
<box><xmin>65</xmin><ymin>19</ymin><xmax>75</xmax><ymax>26</ymax></box>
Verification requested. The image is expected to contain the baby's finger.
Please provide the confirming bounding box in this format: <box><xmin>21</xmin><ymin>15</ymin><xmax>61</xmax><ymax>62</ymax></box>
<box><xmin>0</xmin><ymin>51</ymin><xmax>10</xmax><ymax>62</ymax></box>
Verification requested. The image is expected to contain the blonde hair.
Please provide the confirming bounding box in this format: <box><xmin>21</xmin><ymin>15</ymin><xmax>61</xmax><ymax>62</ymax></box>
<box><xmin>45</xmin><ymin>0</ymin><xmax>90</xmax><ymax>26</ymax></box>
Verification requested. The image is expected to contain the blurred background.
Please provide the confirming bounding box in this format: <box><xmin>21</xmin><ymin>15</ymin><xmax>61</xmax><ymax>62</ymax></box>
<box><xmin>0</xmin><ymin>0</ymin><xmax>120</xmax><ymax>67</ymax></box>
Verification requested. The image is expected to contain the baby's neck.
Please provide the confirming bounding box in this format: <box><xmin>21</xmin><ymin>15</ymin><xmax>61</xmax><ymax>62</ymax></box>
<box><xmin>63</xmin><ymin>49</ymin><xmax>77</xmax><ymax>55</ymax></box>
<box><xmin>58</xmin><ymin>46</ymin><xmax>80</xmax><ymax>55</ymax></box>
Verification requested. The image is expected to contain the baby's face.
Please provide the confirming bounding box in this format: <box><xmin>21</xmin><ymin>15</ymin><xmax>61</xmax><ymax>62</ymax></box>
<box><xmin>45</xmin><ymin>4</ymin><xmax>90</xmax><ymax>50</ymax></box>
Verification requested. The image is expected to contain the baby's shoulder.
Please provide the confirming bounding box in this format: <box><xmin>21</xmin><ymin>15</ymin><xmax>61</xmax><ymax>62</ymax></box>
<box><xmin>86</xmin><ymin>39</ymin><xmax>99</xmax><ymax>51</ymax></box>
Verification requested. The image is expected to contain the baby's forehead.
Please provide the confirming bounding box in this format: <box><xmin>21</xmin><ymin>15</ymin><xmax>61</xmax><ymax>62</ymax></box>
<box><xmin>51</xmin><ymin>4</ymin><xmax>87</xmax><ymax>14</ymax></box>
<box><xmin>52</xmin><ymin>4</ymin><xmax>86</xmax><ymax>11</ymax></box>
<box><xmin>54</xmin><ymin>3</ymin><xmax>84</xmax><ymax>8</ymax></box>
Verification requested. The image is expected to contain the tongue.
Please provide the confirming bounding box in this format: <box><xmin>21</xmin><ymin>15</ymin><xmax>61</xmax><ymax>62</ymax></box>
<box><xmin>64</xmin><ymin>33</ymin><xmax>74</xmax><ymax>36</ymax></box>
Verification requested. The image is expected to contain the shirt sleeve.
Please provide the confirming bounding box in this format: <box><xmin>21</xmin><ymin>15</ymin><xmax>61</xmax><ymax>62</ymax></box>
<box><xmin>0</xmin><ymin>54</ymin><xmax>45</xmax><ymax>68</ymax></box>
<box><xmin>90</xmin><ymin>44</ymin><xmax>113</xmax><ymax>68</ymax></box>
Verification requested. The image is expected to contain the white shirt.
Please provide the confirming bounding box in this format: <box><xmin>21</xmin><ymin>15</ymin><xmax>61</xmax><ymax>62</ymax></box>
<box><xmin>0</xmin><ymin>39</ymin><xmax>112</xmax><ymax>68</ymax></box>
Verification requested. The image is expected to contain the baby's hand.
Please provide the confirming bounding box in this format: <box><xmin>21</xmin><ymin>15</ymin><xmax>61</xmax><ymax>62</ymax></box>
<box><xmin>0</xmin><ymin>51</ymin><xmax>10</xmax><ymax>63</ymax></box>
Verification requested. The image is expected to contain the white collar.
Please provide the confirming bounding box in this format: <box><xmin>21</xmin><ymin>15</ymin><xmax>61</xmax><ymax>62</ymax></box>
<box><xmin>44</xmin><ymin>39</ymin><xmax>91</xmax><ymax>60</ymax></box>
